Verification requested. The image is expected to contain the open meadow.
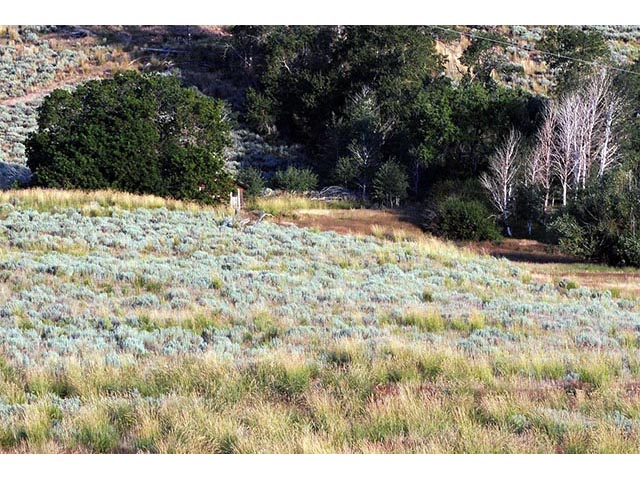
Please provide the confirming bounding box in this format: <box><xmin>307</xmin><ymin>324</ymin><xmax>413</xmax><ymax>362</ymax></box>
<box><xmin>0</xmin><ymin>190</ymin><xmax>639</xmax><ymax>453</ymax></box>
<box><xmin>2</xmin><ymin>23</ymin><xmax>640</xmax><ymax>455</ymax></box>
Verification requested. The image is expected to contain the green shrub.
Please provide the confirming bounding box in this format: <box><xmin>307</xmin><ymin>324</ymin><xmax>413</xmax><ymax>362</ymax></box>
<box><xmin>257</xmin><ymin>362</ymin><xmax>313</xmax><ymax>399</ymax></box>
<box><xmin>76</xmin><ymin>419</ymin><xmax>120</xmax><ymax>453</ymax></box>
<box><xmin>236</xmin><ymin>167</ymin><xmax>265</xmax><ymax>197</ymax></box>
<box><xmin>613</xmin><ymin>234</ymin><xmax>640</xmax><ymax>267</ymax></box>
<box><xmin>273</xmin><ymin>166</ymin><xmax>318</xmax><ymax>192</ymax></box>
<box><xmin>549</xmin><ymin>170</ymin><xmax>640</xmax><ymax>267</ymax></box>
<box><xmin>396</xmin><ymin>309</ymin><xmax>445</xmax><ymax>332</ymax></box>
<box><xmin>210</xmin><ymin>276</ymin><xmax>224</xmax><ymax>290</ymax></box>
<box><xmin>548</xmin><ymin>214</ymin><xmax>594</xmax><ymax>259</ymax></box>
<box><xmin>372</xmin><ymin>161</ymin><xmax>409</xmax><ymax>207</ymax></box>
<box><xmin>26</xmin><ymin>71</ymin><xmax>233</xmax><ymax>204</ymax></box>
<box><xmin>358</xmin><ymin>415</ymin><xmax>409</xmax><ymax>443</ymax></box>
<box><xmin>438</xmin><ymin>197</ymin><xmax>501</xmax><ymax>241</ymax></box>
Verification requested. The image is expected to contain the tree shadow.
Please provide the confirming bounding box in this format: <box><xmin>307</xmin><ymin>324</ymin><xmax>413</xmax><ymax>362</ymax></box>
<box><xmin>484</xmin><ymin>250</ymin><xmax>583</xmax><ymax>264</ymax></box>
<box><xmin>469</xmin><ymin>238</ymin><xmax>583</xmax><ymax>264</ymax></box>
<box><xmin>0</xmin><ymin>160</ymin><xmax>32</xmax><ymax>189</ymax></box>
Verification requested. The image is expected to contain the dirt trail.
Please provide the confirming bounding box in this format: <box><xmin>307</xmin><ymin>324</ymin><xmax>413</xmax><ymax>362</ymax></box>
<box><xmin>0</xmin><ymin>83</ymin><xmax>70</xmax><ymax>106</ymax></box>
<box><xmin>0</xmin><ymin>71</ymin><xmax>115</xmax><ymax>107</ymax></box>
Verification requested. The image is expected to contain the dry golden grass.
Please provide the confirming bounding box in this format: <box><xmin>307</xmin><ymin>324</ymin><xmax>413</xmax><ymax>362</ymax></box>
<box><xmin>7</xmin><ymin>26</ymin><xmax>20</xmax><ymax>42</ymax></box>
<box><xmin>247</xmin><ymin>195</ymin><xmax>358</xmax><ymax>217</ymax></box>
<box><xmin>0</xmin><ymin>188</ymin><xmax>230</xmax><ymax>214</ymax></box>
<box><xmin>525</xmin><ymin>262</ymin><xmax>640</xmax><ymax>297</ymax></box>
<box><xmin>2</xmin><ymin>344</ymin><xmax>640</xmax><ymax>453</ymax></box>
<box><xmin>280</xmin><ymin>202</ymin><xmax>640</xmax><ymax>296</ymax></box>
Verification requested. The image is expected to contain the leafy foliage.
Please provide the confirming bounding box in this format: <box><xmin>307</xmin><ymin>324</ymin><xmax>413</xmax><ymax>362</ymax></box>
<box><xmin>372</xmin><ymin>161</ymin><xmax>409</xmax><ymax>207</ymax></box>
<box><xmin>550</xmin><ymin>168</ymin><xmax>640</xmax><ymax>266</ymax></box>
<box><xmin>236</xmin><ymin>167</ymin><xmax>265</xmax><ymax>197</ymax></box>
<box><xmin>230</xmin><ymin>26</ymin><xmax>544</xmax><ymax>201</ymax></box>
<box><xmin>540</xmin><ymin>26</ymin><xmax>610</xmax><ymax>93</ymax></box>
<box><xmin>458</xmin><ymin>30</ymin><xmax>516</xmax><ymax>86</ymax></box>
<box><xmin>26</xmin><ymin>72</ymin><xmax>233</xmax><ymax>203</ymax></box>
<box><xmin>617</xmin><ymin>59</ymin><xmax>640</xmax><ymax>159</ymax></box>
<box><xmin>231</xmin><ymin>26</ymin><xmax>454</xmax><ymax>185</ymax></box>
<box><xmin>438</xmin><ymin>197</ymin><xmax>501</xmax><ymax>241</ymax></box>
<box><xmin>330</xmin><ymin>87</ymin><xmax>389</xmax><ymax>197</ymax></box>
<box><xmin>272</xmin><ymin>166</ymin><xmax>318</xmax><ymax>192</ymax></box>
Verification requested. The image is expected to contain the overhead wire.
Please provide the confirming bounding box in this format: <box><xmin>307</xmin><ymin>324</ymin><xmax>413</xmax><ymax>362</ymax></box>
<box><xmin>429</xmin><ymin>25</ymin><xmax>640</xmax><ymax>78</ymax></box>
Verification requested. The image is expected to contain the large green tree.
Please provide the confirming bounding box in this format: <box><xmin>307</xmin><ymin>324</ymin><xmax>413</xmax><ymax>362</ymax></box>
<box><xmin>400</xmin><ymin>77</ymin><xmax>539</xmax><ymax>189</ymax></box>
<box><xmin>551</xmin><ymin>167</ymin><xmax>640</xmax><ymax>266</ymax></box>
<box><xmin>616</xmin><ymin>59</ymin><xmax>640</xmax><ymax>159</ymax></box>
<box><xmin>228</xmin><ymin>26</ymin><xmax>540</xmax><ymax>203</ymax></box>
<box><xmin>26</xmin><ymin>72</ymin><xmax>233</xmax><ymax>203</ymax></box>
<box><xmin>539</xmin><ymin>26</ymin><xmax>610</xmax><ymax>93</ymax></box>
<box><xmin>232</xmin><ymin>26</ymin><xmax>444</xmax><ymax>165</ymax></box>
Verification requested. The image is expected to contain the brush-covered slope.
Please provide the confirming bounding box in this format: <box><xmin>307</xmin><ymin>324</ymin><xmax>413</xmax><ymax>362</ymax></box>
<box><xmin>0</xmin><ymin>191</ymin><xmax>640</xmax><ymax>452</ymax></box>
<box><xmin>436</xmin><ymin>25</ymin><xmax>640</xmax><ymax>93</ymax></box>
<box><xmin>3</xmin><ymin>25</ymin><xmax>640</xmax><ymax>171</ymax></box>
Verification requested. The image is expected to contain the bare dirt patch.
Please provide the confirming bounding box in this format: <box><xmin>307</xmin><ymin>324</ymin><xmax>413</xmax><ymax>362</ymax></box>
<box><xmin>272</xmin><ymin>206</ymin><xmax>640</xmax><ymax>295</ymax></box>
<box><xmin>276</xmin><ymin>208</ymin><xmax>424</xmax><ymax>237</ymax></box>
<box><xmin>465</xmin><ymin>238</ymin><xmax>579</xmax><ymax>264</ymax></box>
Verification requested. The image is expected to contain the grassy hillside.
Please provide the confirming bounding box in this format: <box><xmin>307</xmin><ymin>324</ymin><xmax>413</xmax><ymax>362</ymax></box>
<box><xmin>1</xmin><ymin>189</ymin><xmax>640</xmax><ymax>452</ymax></box>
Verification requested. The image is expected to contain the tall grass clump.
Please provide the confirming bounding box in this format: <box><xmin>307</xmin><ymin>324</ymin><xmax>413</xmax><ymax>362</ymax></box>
<box><xmin>391</xmin><ymin>308</ymin><xmax>445</xmax><ymax>333</ymax></box>
<box><xmin>247</xmin><ymin>194</ymin><xmax>358</xmax><ymax>216</ymax></box>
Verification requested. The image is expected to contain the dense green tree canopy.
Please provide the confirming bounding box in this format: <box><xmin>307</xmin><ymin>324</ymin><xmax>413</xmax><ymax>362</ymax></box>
<box><xmin>219</xmin><ymin>26</ymin><xmax>640</xmax><ymax>264</ymax></box>
<box><xmin>540</xmin><ymin>26</ymin><xmax>610</xmax><ymax>93</ymax></box>
<box><xmin>26</xmin><ymin>71</ymin><xmax>233</xmax><ymax>203</ymax></box>
<box><xmin>551</xmin><ymin>168</ymin><xmax>640</xmax><ymax>266</ymax></box>
<box><xmin>617</xmin><ymin>59</ymin><xmax>640</xmax><ymax>159</ymax></box>
<box><xmin>228</xmin><ymin>26</ymin><xmax>541</xmax><ymax>202</ymax></box>
<box><xmin>17</xmin><ymin>25</ymin><xmax>640</xmax><ymax>266</ymax></box>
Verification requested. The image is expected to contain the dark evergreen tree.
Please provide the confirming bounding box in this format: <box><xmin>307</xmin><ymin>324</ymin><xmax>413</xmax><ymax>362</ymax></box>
<box><xmin>372</xmin><ymin>161</ymin><xmax>409</xmax><ymax>207</ymax></box>
<box><xmin>26</xmin><ymin>72</ymin><xmax>233</xmax><ymax>203</ymax></box>
<box><xmin>539</xmin><ymin>26</ymin><xmax>610</xmax><ymax>94</ymax></box>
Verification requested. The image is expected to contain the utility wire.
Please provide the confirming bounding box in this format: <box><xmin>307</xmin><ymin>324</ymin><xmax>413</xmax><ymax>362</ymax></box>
<box><xmin>430</xmin><ymin>25</ymin><xmax>640</xmax><ymax>78</ymax></box>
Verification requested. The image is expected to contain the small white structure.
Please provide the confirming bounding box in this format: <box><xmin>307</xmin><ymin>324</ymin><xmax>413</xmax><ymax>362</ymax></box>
<box><xmin>230</xmin><ymin>182</ymin><xmax>245</xmax><ymax>209</ymax></box>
